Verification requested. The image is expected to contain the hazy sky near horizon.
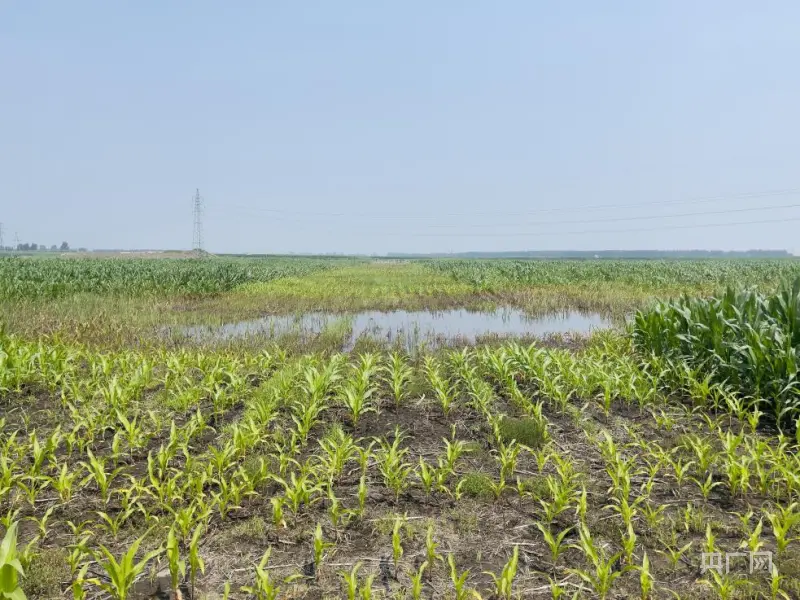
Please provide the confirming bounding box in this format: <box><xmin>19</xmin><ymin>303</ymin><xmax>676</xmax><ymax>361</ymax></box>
<box><xmin>3</xmin><ymin>2</ymin><xmax>800</xmax><ymax>254</ymax></box>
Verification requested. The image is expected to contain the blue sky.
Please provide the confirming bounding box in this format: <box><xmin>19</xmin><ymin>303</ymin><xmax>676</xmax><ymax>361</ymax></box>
<box><xmin>3</xmin><ymin>2</ymin><xmax>800</xmax><ymax>254</ymax></box>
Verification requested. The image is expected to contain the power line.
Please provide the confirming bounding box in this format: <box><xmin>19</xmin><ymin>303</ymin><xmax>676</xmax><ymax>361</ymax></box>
<box><xmin>192</xmin><ymin>189</ymin><xmax>204</xmax><ymax>253</ymax></box>
<box><xmin>219</xmin><ymin>187</ymin><xmax>800</xmax><ymax>220</ymax></box>
<box><xmin>423</xmin><ymin>201</ymin><xmax>800</xmax><ymax>229</ymax></box>
<box><xmin>209</xmin><ymin>199</ymin><xmax>800</xmax><ymax>233</ymax></box>
<box><xmin>401</xmin><ymin>214</ymin><xmax>800</xmax><ymax>237</ymax></box>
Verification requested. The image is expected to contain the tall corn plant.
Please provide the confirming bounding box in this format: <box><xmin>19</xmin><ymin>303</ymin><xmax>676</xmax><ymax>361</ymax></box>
<box><xmin>633</xmin><ymin>278</ymin><xmax>800</xmax><ymax>427</ymax></box>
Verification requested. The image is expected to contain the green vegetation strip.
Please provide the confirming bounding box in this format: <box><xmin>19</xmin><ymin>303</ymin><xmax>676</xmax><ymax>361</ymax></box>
<box><xmin>0</xmin><ymin>257</ymin><xmax>338</xmax><ymax>299</ymax></box>
<box><xmin>426</xmin><ymin>258</ymin><xmax>800</xmax><ymax>292</ymax></box>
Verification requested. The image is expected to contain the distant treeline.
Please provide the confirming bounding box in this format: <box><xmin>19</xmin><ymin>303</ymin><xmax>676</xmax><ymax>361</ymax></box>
<box><xmin>386</xmin><ymin>250</ymin><xmax>795</xmax><ymax>259</ymax></box>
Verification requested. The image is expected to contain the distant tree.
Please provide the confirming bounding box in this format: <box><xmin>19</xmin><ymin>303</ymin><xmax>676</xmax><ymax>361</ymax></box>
<box><xmin>60</xmin><ymin>241</ymin><xmax>70</xmax><ymax>251</ymax></box>
<box><xmin>78</xmin><ymin>247</ymin><xmax>88</xmax><ymax>252</ymax></box>
<box><xmin>50</xmin><ymin>244</ymin><xmax>57</xmax><ymax>251</ymax></box>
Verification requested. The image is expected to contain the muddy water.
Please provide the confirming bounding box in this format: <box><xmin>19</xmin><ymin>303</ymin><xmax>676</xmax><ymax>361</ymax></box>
<box><xmin>175</xmin><ymin>308</ymin><xmax>612</xmax><ymax>349</ymax></box>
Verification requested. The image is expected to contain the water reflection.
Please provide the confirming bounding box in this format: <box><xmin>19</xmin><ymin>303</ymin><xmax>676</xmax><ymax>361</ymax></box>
<box><xmin>175</xmin><ymin>308</ymin><xmax>612</xmax><ymax>349</ymax></box>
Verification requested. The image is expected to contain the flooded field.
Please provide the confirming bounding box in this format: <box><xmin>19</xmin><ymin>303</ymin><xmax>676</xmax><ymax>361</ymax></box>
<box><xmin>174</xmin><ymin>307</ymin><xmax>612</xmax><ymax>349</ymax></box>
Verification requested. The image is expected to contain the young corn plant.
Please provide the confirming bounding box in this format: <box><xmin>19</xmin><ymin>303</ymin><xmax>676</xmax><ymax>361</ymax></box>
<box><xmin>657</xmin><ymin>531</ymin><xmax>692</xmax><ymax>572</ymax></box>
<box><xmin>50</xmin><ymin>463</ymin><xmax>78</xmax><ymax>503</ymax></box>
<box><xmin>96</xmin><ymin>507</ymin><xmax>137</xmax><ymax>539</ymax></box>
<box><xmin>409</xmin><ymin>561</ymin><xmax>427</xmax><ymax>600</ymax></box>
<box><xmin>80</xmin><ymin>451</ymin><xmax>122</xmax><ymax>504</ymax></box>
<box><xmin>442</xmin><ymin>435</ymin><xmax>469</xmax><ymax>474</ymax></box>
<box><xmin>241</xmin><ymin>548</ymin><xmax>283</xmax><ymax>600</ymax></box>
<box><xmin>668</xmin><ymin>457</ymin><xmax>695</xmax><ymax>489</ymax></box>
<box><xmin>447</xmin><ymin>555</ymin><xmax>471</xmax><ymax>600</ymax></box>
<box><xmin>339</xmin><ymin>384</ymin><xmax>376</xmax><ymax>429</ymax></box>
<box><xmin>635</xmin><ymin>552</ymin><xmax>654</xmax><ymax>600</ymax></box>
<box><xmin>425</xmin><ymin>357</ymin><xmax>458</xmax><ymax>415</ymax></box>
<box><xmin>270</xmin><ymin>497</ymin><xmax>286</xmax><ymax>528</ymax></box>
<box><xmin>766</xmin><ymin>503</ymin><xmax>800</xmax><ymax>555</ymax></box>
<box><xmin>0</xmin><ymin>521</ymin><xmax>26</xmax><ymax>600</ymax></box>
<box><xmin>769</xmin><ymin>564</ymin><xmax>791</xmax><ymax>600</ymax></box>
<box><xmin>534</xmin><ymin>522</ymin><xmax>573</xmax><ymax>573</ymax></box>
<box><xmin>741</xmin><ymin>518</ymin><xmax>765</xmax><ymax>553</ymax></box>
<box><xmin>391</xmin><ymin>515</ymin><xmax>405</xmax><ymax>577</ymax></box>
<box><xmin>494</xmin><ymin>440</ymin><xmax>522</xmax><ymax>481</ymax></box>
<box><xmin>291</xmin><ymin>395</ymin><xmax>328</xmax><ymax>445</ymax></box>
<box><xmin>317</xmin><ymin>426</ymin><xmax>357</xmax><ymax>482</ymax></box>
<box><xmin>641</xmin><ymin>502</ymin><xmax>667</xmax><ymax>529</ymax></box>
<box><xmin>621</xmin><ymin>523</ymin><xmax>637</xmax><ymax>565</ymax></box>
<box><xmin>327</xmin><ymin>488</ymin><xmax>353</xmax><ymax>528</ymax></box>
<box><xmin>26</xmin><ymin>506</ymin><xmax>55</xmax><ymax>543</ymax></box>
<box><xmin>340</xmin><ymin>563</ymin><xmax>362</xmax><ymax>600</ymax></box>
<box><xmin>425</xmin><ymin>525</ymin><xmax>443</xmax><ymax>577</ymax></box>
<box><xmin>165</xmin><ymin>528</ymin><xmax>186</xmax><ymax>595</ymax></box>
<box><xmin>272</xmin><ymin>470</ymin><xmax>322</xmax><ymax>518</ymax></box>
<box><xmin>384</xmin><ymin>353</ymin><xmax>412</xmax><ymax>408</ymax></box>
<box><xmin>188</xmin><ymin>526</ymin><xmax>205</xmax><ymax>600</ymax></box>
<box><xmin>312</xmin><ymin>523</ymin><xmax>333</xmax><ymax>575</ymax></box>
<box><xmin>483</xmin><ymin>545</ymin><xmax>519</xmax><ymax>600</ymax></box>
<box><xmin>358</xmin><ymin>574</ymin><xmax>376</xmax><ymax>600</ymax></box>
<box><xmin>71</xmin><ymin>564</ymin><xmax>90</xmax><ymax>600</ymax></box>
<box><xmin>417</xmin><ymin>458</ymin><xmax>436</xmax><ymax>496</ymax></box>
<box><xmin>692</xmin><ymin>472</ymin><xmax>723</xmax><ymax>502</ymax></box>
<box><xmin>90</xmin><ymin>535</ymin><xmax>161</xmax><ymax>600</ymax></box>
<box><xmin>701</xmin><ymin>569</ymin><xmax>749</xmax><ymax>600</ymax></box>
<box><xmin>569</xmin><ymin>524</ymin><xmax>626</xmax><ymax>600</ymax></box>
<box><xmin>374</xmin><ymin>429</ymin><xmax>413</xmax><ymax>501</ymax></box>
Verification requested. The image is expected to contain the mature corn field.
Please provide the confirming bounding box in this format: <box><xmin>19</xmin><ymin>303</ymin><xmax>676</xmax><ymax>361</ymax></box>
<box><xmin>426</xmin><ymin>259</ymin><xmax>800</xmax><ymax>292</ymax></box>
<box><xmin>0</xmin><ymin>257</ymin><xmax>335</xmax><ymax>299</ymax></box>
<box><xmin>634</xmin><ymin>279</ymin><xmax>800</xmax><ymax>427</ymax></box>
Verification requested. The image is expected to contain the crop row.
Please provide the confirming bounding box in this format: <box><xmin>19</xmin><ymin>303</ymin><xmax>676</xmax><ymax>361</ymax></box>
<box><xmin>0</xmin><ymin>257</ymin><xmax>336</xmax><ymax>300</ymax></box>
<box><xmin>1</xmin><ymin>330</ymin><xmax>799</xmax><ymax>598</ymax></box>
<box><xmin>426</xmin><ymin>259</ymin><xmax>800</xmax><ymax>292</ymax></box>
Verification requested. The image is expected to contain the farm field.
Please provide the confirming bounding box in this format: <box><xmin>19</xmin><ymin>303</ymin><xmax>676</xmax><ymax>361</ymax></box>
<box><xmin>1</xmin><ymin>257</ymin><xmax>800</xmax><ymax>599</ymax></box>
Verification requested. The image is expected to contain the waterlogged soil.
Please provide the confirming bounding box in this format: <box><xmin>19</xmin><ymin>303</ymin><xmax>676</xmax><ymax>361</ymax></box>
<box><xmin>171</xmin><ymin>308</ymin><xmax>613</xmax><ymax>350</ymax></box>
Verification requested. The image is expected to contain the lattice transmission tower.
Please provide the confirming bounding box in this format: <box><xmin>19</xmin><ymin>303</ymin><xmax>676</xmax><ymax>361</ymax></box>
<box><xmin>192</xmin><ymin>188</ymin><xmax>204</xmax><ymax>254</ymax></box>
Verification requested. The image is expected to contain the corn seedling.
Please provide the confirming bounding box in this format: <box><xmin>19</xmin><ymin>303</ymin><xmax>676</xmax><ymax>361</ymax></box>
<box><xmin>447</xmin><ymin>555</ymin><xmax>471</xmax><ymax>600</ymax></box>
<box><xmin>425</xmin><ymin>525</ymin><xmax>443</xmax><ymax>575</ymax></box>
<box><xmin>391</xmin><ymin>515</ymin><xmax>404</xmax><ymax>575</ymax></box>
<box><xmin>80</xmin><ymin>451</ymin><xmax>122</xmax><ymax>503</ymax></box>
<box><xmin>385</xmin><ymin>353</ymin><xmax>412</xmax><ymax>407</ymax></box>
<box><xmin>635</xmin><ymin>552</ymin><xmax>654</xmax><ymax>600</ymax></box>
<box><xmin>410</xmin><ymin>561</ymin><xmax>427</xmax><ymax>600</ymax></box>
<box><xmin>312</xmin><ymin>522</ymin><xmax>332</xmax><ymax>574</ymax></box>
<box><xmin>90</xmin><ymin>534</ymin><xmax>161</xmax><ymax>600</ymax></box>
<box><xmin>374</xmin><ymin>429</ymin><xmax>413</xmax><ymax>501</ymax></box>
<box><xmin>569</xmin><ymin>524</ymin><xmax>626</xmax><ymax>600</ymax></box>
<box><xmin>188</xmin><ymin>526</ymin><xmax>205</xmax><ymax>600</ymax></box>
<box><xmin>165</xmin><ymin>528</ymin><xmax>186</xmax><ymax>594</ymax></box>
<box><xmin>766</xmin><ymin>504</ymin><xmax>800</xmax><ymax>555</ymax></box>
<box><xmin>483</xmin><ymin>545</ymin><xmax>518</xmax><ymax>600</ymax></box>
<box><xmin>340</xmin><ymin>562</ymin><xmax>362</xmax><ymax>600</ymax></box>
<box><xmin>534</xmin><ymin>522</ymin><xmax>573</xmax><ymax>571</ymax></box>
<box><xmin>241</xmin><ymin>548</ymin><xmax>282</xmax><ymax>600</ymax></box>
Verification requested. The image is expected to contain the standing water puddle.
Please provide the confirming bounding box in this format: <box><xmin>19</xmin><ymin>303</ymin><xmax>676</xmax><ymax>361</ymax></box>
<box><xmin>174</xmin><ymin>308</ymin><xmax>612</xmax><ymax>349</ymax></box>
